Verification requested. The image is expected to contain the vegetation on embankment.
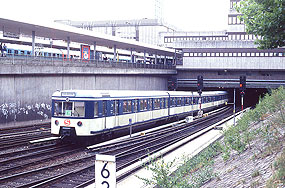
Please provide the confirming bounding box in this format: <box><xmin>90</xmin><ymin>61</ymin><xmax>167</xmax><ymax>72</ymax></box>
<box><xmin>139</xmin><ymin>86</ymin><xmax>285</xmax><ymax>188</ymax></box>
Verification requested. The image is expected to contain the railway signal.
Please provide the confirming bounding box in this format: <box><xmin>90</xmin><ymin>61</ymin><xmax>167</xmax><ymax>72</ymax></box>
<box><xmin>168</xmin><ymin>77</ymin><xmax>177</xmax><ymax>91</ymax></box>
<box><xmin>197</xmin><ymin>75</ymin><xmax>203</xmax><ymax>116</ymax></box>
<box><xmin>197</xmin><ymin>75</ymin><xmax>203</xmax><ymax>94</ymax></box>
<box><xmin>239</xmin><ymin>76</ymin><xmax>246</xmax><ymax>110</ymax></box>
<box><xmin>239</xmin><ymin>76</ymin><xmax>246</xmax><ymax>95</ymax></box>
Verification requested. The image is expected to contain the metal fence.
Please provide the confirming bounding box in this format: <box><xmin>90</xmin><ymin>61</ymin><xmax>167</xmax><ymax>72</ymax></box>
<box><xmin>0</xmin><ymin>53</ymin><xmax>176</xmax><ymax>70</ymax></box>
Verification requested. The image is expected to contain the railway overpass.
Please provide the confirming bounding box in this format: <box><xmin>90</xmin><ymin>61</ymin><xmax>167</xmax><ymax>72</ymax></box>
<box><xmin>169</xmin><ymin>33</ymin><xmax>285</xmax><ymax>90</ymax></box>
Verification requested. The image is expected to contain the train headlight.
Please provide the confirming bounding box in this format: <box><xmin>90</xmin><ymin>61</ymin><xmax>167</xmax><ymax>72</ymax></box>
<box><xmin>77</xmin><ymin>121</ymin><xmax>83</xmax><ymax>127</ymax></box>
<box><xmin>55</xmin><ymin>120</ymin><xmax>59</xmax><ymax>126</ymax></box>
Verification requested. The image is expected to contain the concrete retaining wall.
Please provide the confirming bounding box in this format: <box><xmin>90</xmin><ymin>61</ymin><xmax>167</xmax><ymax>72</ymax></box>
<box><xmin>0</xmin><ymin>70</ymin><xmax>170</xmax><ymax>124</ymax></box>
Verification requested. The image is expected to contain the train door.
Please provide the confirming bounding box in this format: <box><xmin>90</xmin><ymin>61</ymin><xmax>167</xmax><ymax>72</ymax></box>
<box><xmin>102</xmin><ymin>101</ymin><xmax>107</xmax><ymax>129</ymax></box>
<box><xmin>114</xmin><ymin>100</ymin><xmax>119</xmax><ymax>127</ymax></box>
<box><xmin>104</xmin><ymin>100</ymin><xmax>116</xmax><ymax>129</ymax></box>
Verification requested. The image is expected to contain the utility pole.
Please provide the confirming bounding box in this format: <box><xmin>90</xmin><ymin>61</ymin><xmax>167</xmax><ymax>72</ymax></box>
<box><xmin>234</xmin><ymin>88</ymin><xmax>236</xmax><ymax>126</ymax></box>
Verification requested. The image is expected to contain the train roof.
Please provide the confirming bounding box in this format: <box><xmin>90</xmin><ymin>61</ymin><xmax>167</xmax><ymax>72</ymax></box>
<box><xmin>52</xmin><ymin>90</ymin><xmax>227</xmax><ymax>99</ymax></box>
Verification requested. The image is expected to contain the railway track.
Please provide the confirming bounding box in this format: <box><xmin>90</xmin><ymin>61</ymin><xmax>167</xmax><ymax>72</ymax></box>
<box><xmin>0</xmin><ymin>123</ymin><xmax>50</xmax><ymax>135</ymax></box>
<box><xmin>0</xmin><ymin>124</ymin><xmax>52</xmax><ymax>151</ymax></box>
<box><xmin>0</xmin><ymin>106</ymin><xmax>236</xmax><ymax>188</ymax></box>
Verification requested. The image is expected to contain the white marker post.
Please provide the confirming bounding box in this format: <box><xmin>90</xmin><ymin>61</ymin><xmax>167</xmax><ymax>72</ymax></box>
<box><xmin>95</xmin><ymin>154</ymin><xmax>116</xmax><ymax>188</ymax></box>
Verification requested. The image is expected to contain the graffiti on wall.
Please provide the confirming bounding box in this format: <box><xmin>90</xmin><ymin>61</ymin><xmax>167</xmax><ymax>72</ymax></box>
<box><xmin>0</xmin><ymin>102</ymin><xmax>52</xmax><ymax>123</ymax></box>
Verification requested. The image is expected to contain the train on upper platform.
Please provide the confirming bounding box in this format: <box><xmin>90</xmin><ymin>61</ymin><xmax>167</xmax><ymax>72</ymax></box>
<box><xmin>1</xmin><ymin>43</ymin><xmax>173</xmax><ymax>64</ymax></box>
<box><xmin>51</xmin><ymin>90</ymin><xmax>228</xmax><ymax>139</ymax></box>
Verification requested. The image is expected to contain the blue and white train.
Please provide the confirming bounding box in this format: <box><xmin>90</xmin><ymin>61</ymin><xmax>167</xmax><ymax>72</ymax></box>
<box><xmin>51</xmin><ymin>90</ymin><xmax>228</xmax><ymax>138</ymax></box>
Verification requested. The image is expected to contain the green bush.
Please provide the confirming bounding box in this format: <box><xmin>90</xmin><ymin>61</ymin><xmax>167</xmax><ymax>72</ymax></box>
<box><xmin>138</xmin><ymin>142</ymin><xmax>221</xmax><ymax>187</ymax></box>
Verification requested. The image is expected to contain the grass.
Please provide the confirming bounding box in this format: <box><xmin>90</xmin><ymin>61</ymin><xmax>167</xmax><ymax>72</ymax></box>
<box><xmin>251</xmin><ymin>169</ymin><xmax>260</xmax><ymax>178</ymax></box>
<box><xmin>266</xmin><ymin>150</ymin><xmax>285</xmax><ymax>188</ymax></box>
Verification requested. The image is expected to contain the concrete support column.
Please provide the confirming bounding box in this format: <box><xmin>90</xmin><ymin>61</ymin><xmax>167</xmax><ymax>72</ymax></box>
<box><xmin>130</xmin><ymin>48</ymin><xmax>133</xmax><ymax>63</ymax></box>
<box><xmin>155</xmin><ymin>54</ymin><xmax>157</xmax><ymax>64</ymax></box>
<box><xmin>112</xmin><ymin>26</ymin><xmax>116</xmax><ymax>36</ymax></box>
<box><xmin>67</xmin><ymin>36</ymin><xmax>70</xmax><ymax>59</ymax></box>
<box><xmin>32</xmin><ymin>31</ymin><xmax>35</xmax><ymax>56</ymax></box>
<box><xmin>143</xmin><ymin>51</ymin><xmax>146</xmax><ymax>64</ymax></box>
<box><xmin>93</xmin><ymin>41</ymin><xmax>96</xmax><ymax>60</ymax></box>
<box><xmin>113</xmin><ymin>45</ymin><xmax>117</xmax><ymax>62</ymax></box>
<box><xmin>174</xmin><ymin>49</ymin><xmax>177</xmax><ymax>65</ymax></box>
<box><xmin>135</xmin><ymin>26</ymin><xmax>139</xmax><ymax>41</ymax></box>
<box><xmin>164</xmin><ymin>55</ymin><xmax>167</xmax><ymax>65</ymax></box>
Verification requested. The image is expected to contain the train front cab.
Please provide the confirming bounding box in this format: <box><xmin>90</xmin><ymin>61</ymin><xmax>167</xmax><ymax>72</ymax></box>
<box><xmin>51</xmin><ymin>99</ymin><xmax>93</xmax><ymax>138</ymax></box>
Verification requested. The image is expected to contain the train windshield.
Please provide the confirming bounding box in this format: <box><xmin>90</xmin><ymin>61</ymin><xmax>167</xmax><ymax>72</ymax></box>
<box><xmin>53</xmin><ymin>101</ymin><xmax>85</xmax><ymax>117</ymax></box>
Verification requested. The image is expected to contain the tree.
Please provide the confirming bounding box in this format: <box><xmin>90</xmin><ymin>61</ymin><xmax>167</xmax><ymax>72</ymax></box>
<box><xmin>236</xmin><ymin>0</ymin><xmax>285</xmax><ymax>49</ymax></box>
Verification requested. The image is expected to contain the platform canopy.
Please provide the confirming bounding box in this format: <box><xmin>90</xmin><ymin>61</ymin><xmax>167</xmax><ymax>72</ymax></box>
<box><xmin>0</xmin><ymin>17</ymin><xmax>175</xmax><ymax>56</ymax></box>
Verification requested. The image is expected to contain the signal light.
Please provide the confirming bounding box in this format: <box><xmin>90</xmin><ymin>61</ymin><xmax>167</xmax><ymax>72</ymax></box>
<box><xmin>168</xmin><ymin>77</ymin><xmax>177</xmax><ymax>91</ymax></box>
<box><xmin>239</xmin><ymin>76</ymin><xmax>246</xmax><ymax>92</ymax></box>
<box><xmin>197</xmin><ymin>75</ymin><xmax>203</xmax><ymax>91</ymax></box>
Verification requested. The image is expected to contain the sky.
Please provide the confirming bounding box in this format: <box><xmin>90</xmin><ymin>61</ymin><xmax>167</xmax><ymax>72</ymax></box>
<box><xmin>1</xmin><ymin>0</ymin><xmax>229</xmax><ymax>31</ymax></box>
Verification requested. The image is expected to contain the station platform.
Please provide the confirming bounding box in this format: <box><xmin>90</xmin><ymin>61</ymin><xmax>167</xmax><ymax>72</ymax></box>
<box><xmin>86</xmin><ymin>111</ymin><xmax>244</xmax><ymax>188</ymax></box>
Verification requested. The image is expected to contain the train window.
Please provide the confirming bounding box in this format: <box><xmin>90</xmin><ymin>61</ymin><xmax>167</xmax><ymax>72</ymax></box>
<box><xmin>109</xmin><ymin>101</ymin><xmax>114</xmax><ymax>116</ymax></box>
<box><xmin>54</xmin><ymin>101</ymin><xmax>85</xmax><ymax>117</ymax></box>
<box><xmin>74</xmin><ymin>102</ymin><xmax>85</xmax><ymax>117</ymax></box>
<box><xmin>185</xmin><ymin>97</ymin><xmax>190</xmax><ymax>105</ymax></box>
<box><xmin>170</xmin><ymin>98</ymin><xmax>176</xmax><ymax>107</ymax></box>
<box><xmin>177</xmin><ymin>98</ymin><xmax>182</xmax><ymax>106</ymax></box>
<box><xmin>21</xmin><ymin>51</ymin><xmax>25</xmax><ymax>55</ymax></box>
<box><xmin>149</xmin><ymin>99</ymin><xmax>153</xmax><ymax>110</ymax></box>
<box><xmin>143</xmin><ymin>99</ymin><xmax>148</xmax><ymax>111</ymax></box>
<box><xmin>27</xmin><ymin>51</ymin><xmax>31</xmax><ymax>55</ymax></box>
<box><xmin>128</xmin><ymin>100</ymin><xmax>132</xmax><ymax>112</ymax></box>
<box><xmin>94</xmin><ymin>102</ymin><xmax>99</xmax><ymax>117</ymax></box>
<box><xmin>140</xmin><ymin>100</ymin><xmax>144</xmax><ymax>111</ymax></box>
<box><xmin>14</xmin><ymin>50</ymin><xmax>18</xmax><ymax>55</ymax></box>
<box><xmin>154</xmin><ymin>98</ymin><xmax>160</xmax><ymax>109</ymax></box>
<box><xmin>114</xmin><ymin>100</ymin><xmax>119</xmax><ymax>115</ymax></box>
<box><xmin>102</xmin><ymin>101</ymin><xmax>107</xmax><ymax>116</ymax></box>
<box><xmin>123</xmin><ymin>100</ymin><xmax>132</xmax><ymax>113</ymax></box>
<box><xmin>54</xmin><ymin>101</ymin><xmax>63</xmax><ymax>116</ymax></box>
<box><xmin>193</xmin><ymin>97</ymin><xmax>198</xmax><ymax>104</ymax></box>
<box><xmin>165</xmin><ymin>98</ymin><xmax>169</xmax><ymax>108</ymax></box>
<box><xmin>134</xmin><ymin>100</ymin><xmax>138</xmax><ymax>112</ymax></box>
<box><xmin>63</xmin><ymin>102</ymin><xmax>72</xmax><ymax>116</ymax></box>
<box><xmin>161</xmin><ymin>98</ymin><xmax>165</xmax><ymax>108</ymax></box>
<box><xmin>123</xmin><ymin>101</ymin><xmax>127</xmax><ymax>113</ymax></box>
